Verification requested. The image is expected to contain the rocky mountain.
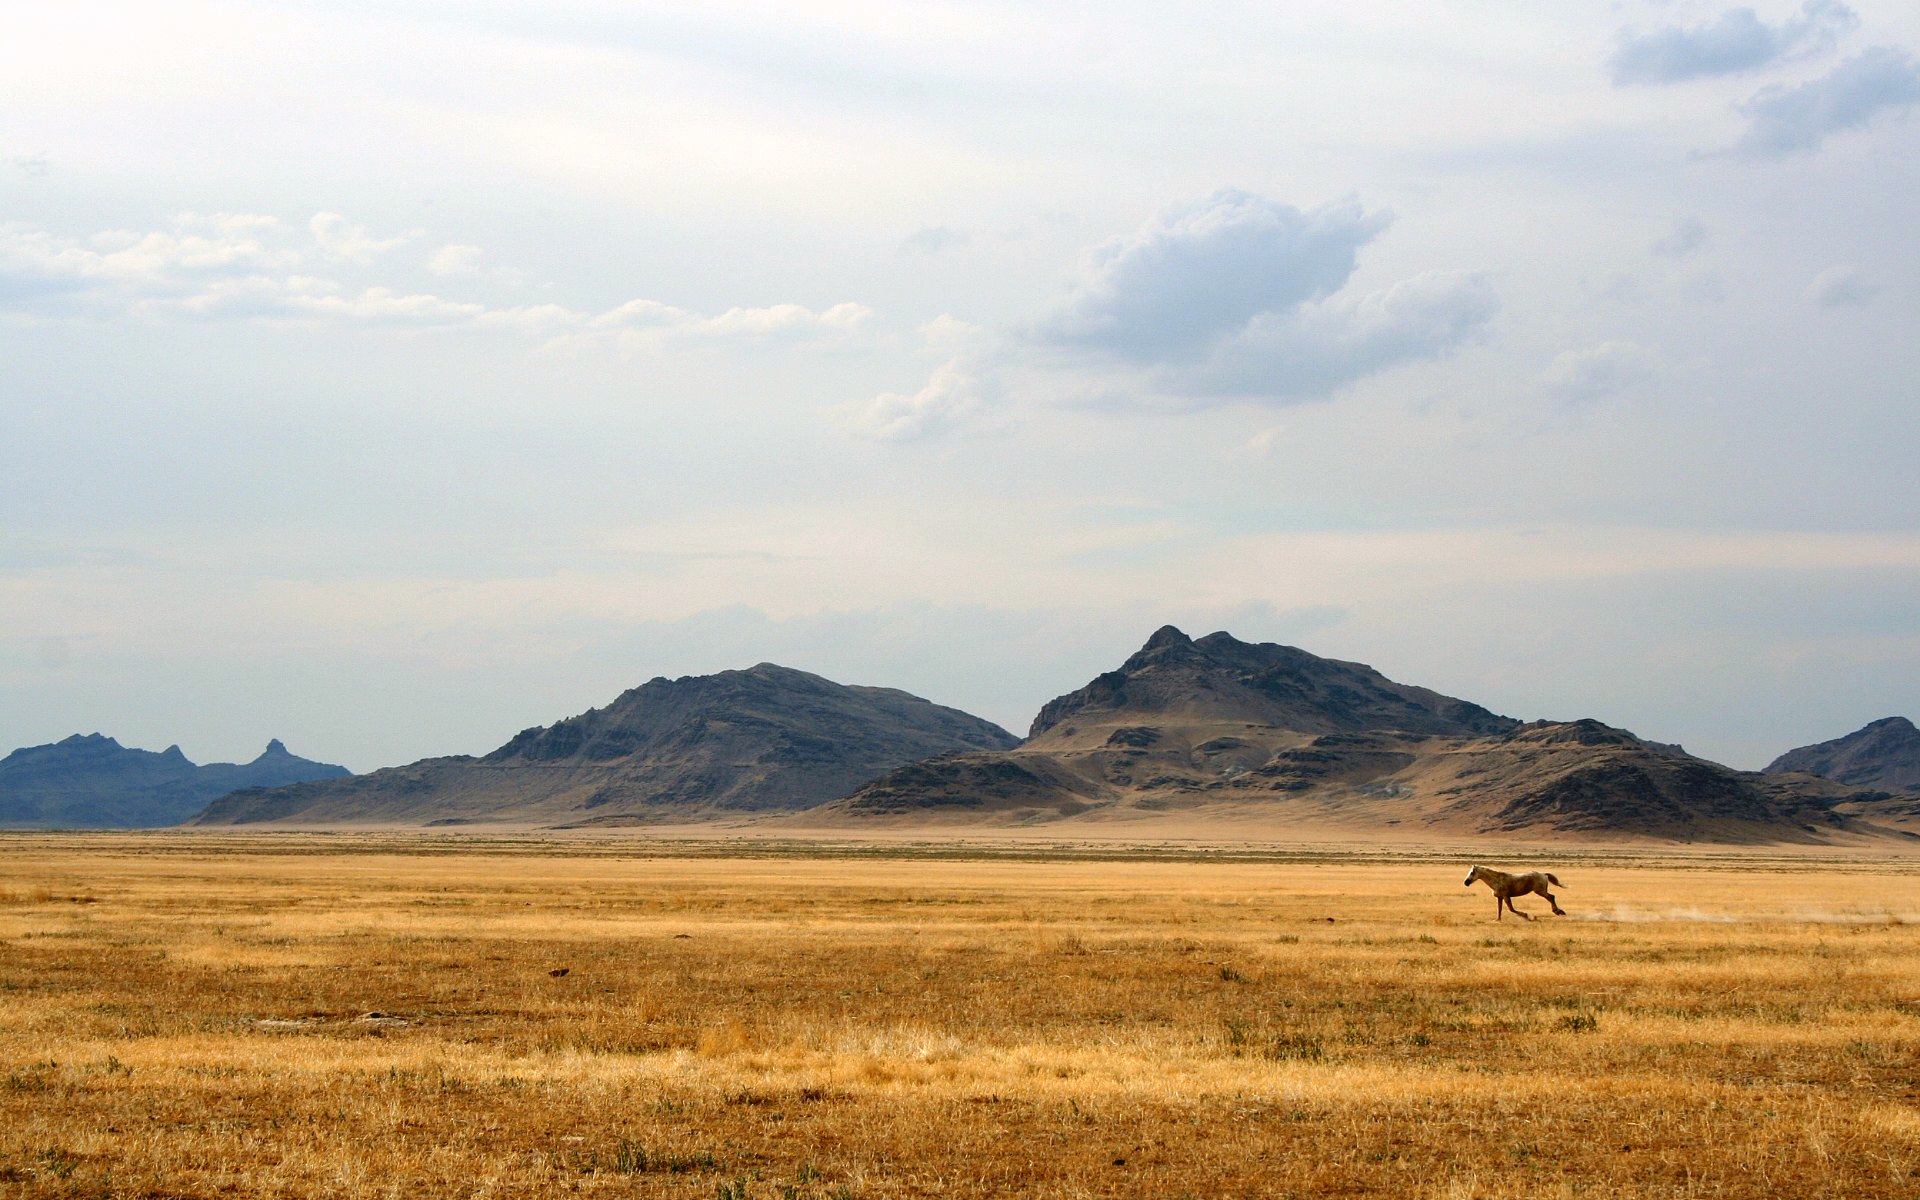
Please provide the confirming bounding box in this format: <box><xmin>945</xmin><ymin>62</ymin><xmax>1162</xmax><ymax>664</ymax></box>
<box><xmin>1028</xmin><ymin>625</ymin><xmax>1518</xmax><ymax>742</ymax></box>
<box><xmin>0</xmin><ymin>735</ymin><xmax>350</xmax><ymax>828</ymax></box>
<box><xmin>192</xmin><ymin>663</ymin><xmax>1018</xmax><ymax>826</ymax></box>
<box><xmin>1765</xmin><ymin>717</ymin><xmax>1920</xmax><ymax>794</ymax></box>
<box><xmin>813</xmin><ymin>628</ymin><xmax>1895</xmax><ymax>843</ymax></box>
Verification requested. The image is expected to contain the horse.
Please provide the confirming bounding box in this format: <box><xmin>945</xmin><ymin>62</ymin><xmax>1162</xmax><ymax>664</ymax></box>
<box><xmin>1464</xmin><ymin>865</ymin><xmax>1565</xmax><ymax>921</ymax></box>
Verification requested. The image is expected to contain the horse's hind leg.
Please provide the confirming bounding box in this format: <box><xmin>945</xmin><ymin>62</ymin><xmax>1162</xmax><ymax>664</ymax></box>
<box><xmin>1544</xmin><ymin>889</ymin><xmax>1565</xmax><ymax>916</ymax></box>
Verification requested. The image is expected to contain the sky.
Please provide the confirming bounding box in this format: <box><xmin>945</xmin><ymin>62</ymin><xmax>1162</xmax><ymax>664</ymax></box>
<box><xmin>3</xmin><ymin>0</ymin><xmax>1919</xmax><ymax>772</ymax></box>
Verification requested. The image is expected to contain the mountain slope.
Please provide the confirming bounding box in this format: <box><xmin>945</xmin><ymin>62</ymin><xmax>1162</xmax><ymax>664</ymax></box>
<box><xmin>1766</xmin><ymin>717</ymin><xmax>1920</xmax><ymax>794</ymax></box>
<box><xmin>192</xmin><ymin>663</ymin><xmax>1018</xmax><ymax>826</ymax></box>
<box><xmin>0</xmin><ymin>735</ymin><xmax>350</xmax><ymax>828</ymax></box>
<box><xmin>813</xmin><ymin>629</ymin><xmax>1888</xmax><ymax>842</ymax></box>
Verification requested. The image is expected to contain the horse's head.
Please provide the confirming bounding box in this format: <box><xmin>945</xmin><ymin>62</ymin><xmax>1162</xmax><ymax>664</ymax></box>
<box><xmin>1463</xmin><ymin>865</ymin><xmax>1480</xmax><ymax>886</ymax></box>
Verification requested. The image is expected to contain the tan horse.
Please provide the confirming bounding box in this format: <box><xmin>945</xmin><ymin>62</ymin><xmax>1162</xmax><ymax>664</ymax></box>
<box><xmin>1464</xmin><ymin>865</ymin><xmax>1566</xmax><ymax>920</ymax></box>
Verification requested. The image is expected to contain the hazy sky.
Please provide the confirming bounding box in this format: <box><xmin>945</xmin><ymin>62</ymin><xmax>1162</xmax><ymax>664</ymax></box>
<box><xmin>4</xmin><ymin>0</ymin><xmax>1918</xmax><ymax>771</ymax></box>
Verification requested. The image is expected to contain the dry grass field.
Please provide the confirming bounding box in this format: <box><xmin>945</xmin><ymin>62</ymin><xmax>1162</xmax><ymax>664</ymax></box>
<box><xmin>3</xmin><ymin>833</ymin><xmax>1919</xmax><ymax>1198</ymax></box>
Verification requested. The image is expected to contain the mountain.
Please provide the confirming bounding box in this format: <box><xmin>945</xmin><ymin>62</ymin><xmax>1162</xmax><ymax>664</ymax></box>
<box><xmin>192</xmin><ymin>663</ymin><xmax>1019</xmax><ymax>826</ymax></box>
<box><xmin>813</xmin><ymin>628</ymin><xmax>1893</xmax><ymax>842</ymax></box>
<box><xmin>0</xmin><ymin>735</ymin><xmax>350</xmax><ymax>828</ymax></box>
<box><xmin>1765</xmin><ymin>717</ymin><xmax>1920</xmax><ymax>794</ymax></box>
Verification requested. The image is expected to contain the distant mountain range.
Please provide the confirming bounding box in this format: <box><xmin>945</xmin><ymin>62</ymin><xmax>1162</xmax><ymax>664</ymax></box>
<box><xmin>813</xmin><ymin>627</ymin><xmax>1907</xmax><ymax>843</ymax></box>
<box><xmin>192</xmin><ymin>663</ymin><xmax>1018</xmax><ymax>826</ymax></box>
<box><xmin>14</xmin><ymin>630</ymin><xmax>1917</xmax><ymax>842</ymax></box>
<box><xmin>0</xmin><ymin>735</ymin><xmax>349</xmax><ymax>828</ymax></box>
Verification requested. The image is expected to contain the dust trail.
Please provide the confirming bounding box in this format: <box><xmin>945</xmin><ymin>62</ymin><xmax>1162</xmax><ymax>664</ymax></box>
<box><xmin>1577</xmin><ymin>905</ymin><xmax>1914</xmax><ymax>925</ymax></box>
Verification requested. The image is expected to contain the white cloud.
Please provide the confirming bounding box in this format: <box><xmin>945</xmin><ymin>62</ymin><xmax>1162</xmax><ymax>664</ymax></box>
<box><xmin>1540</xmin><ymin>341</ymin><xmax>1656</xmax><ymax>405</ymax></box>
<box><xmin>309</xmin><ymin>212</ymin><xmax>407</xmax><ymax>263</ymax></box>
<box><xmin>0</xmin><ymin>215</ymin><xmax>871</xmax><ymax>344</ymax></box>
<box><xmin>569</xmin><ymin>298</ymin><xmax>871</xmax><ymax>348</ymax></box>
<box><xmin>426</xmin><ymin>243</ymin><xmax>484</xmax><ymax>276</ymax></box>
<box><xmin>1734</xmin><ymin>47</ymin><xmax>1920</xmax><ymax>157</ymax></box>
<box><xmin>1610</xmin><ymin>2</ymin><xmax>1858</xmax><ymax>86</ymax></box>
<box><xmin>1804</xmin><ymin>265</ymin><xmax>1879</xmax><ymax>306</ymax></box>
<box><xmin>846</xmin><ymin>359</ymin><xmax>983</xmax><ymax>443</ymax></box>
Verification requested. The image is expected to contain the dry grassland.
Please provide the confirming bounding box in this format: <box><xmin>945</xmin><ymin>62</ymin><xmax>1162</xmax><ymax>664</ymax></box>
<box><xmin>3</xmin><ymin>834</ymin><xmax>1920</xmax><ymax>1198</ymax></box>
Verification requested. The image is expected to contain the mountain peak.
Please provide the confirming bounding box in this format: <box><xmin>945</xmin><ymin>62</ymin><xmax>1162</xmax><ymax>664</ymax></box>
<box><xmin>1768</xmin><ymin>716</ymin><xmax>1920</xmax><ymax>793</ymax></box>
<box><xmin>1142</xmin><ymin>625</ymin><xmax>1193</xmax><ymax>652</ymax></box>
<box><xmin>1029</xmin><ymin>628</ymin><xmax>1516</xmax><ymax>741</ymax></box>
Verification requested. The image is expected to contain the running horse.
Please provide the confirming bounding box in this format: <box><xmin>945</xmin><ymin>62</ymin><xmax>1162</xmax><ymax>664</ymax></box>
<box><xmin>1463</xmin><ymin>865</ymin><xmax>1566</xmax><ymax>920</ymax></box>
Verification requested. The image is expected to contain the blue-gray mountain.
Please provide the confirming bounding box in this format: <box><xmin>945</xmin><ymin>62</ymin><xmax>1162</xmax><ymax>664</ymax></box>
<box><xmin>0</xmin><ymin>735</ymin><xmax>350</xmax><ymax>828</ymax></box>
<box><xmin>1766</xmin><ymin>717</ymin><xmax>1920</xmax><ymax>794</ymax></box>
<box><xmin>192</xmin><ymin>664</ymin><xmax>1019</xmax><ymax>826</ymax></box>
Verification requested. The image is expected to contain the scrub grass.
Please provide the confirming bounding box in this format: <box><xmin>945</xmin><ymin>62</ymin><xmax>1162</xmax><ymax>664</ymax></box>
<box><xmin>2</xmin><ymin>833</ymin><xmax>1919</xmax><ymax>1197</ymax></box>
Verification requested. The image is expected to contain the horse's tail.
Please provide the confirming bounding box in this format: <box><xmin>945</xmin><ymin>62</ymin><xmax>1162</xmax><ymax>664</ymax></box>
<box><xmin>1546</xmin><ymin>873</ymin><xmax>1564</xmax><ymax>888</ymax></box>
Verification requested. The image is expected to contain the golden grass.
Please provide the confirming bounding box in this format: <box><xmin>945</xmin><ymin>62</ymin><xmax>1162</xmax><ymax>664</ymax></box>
<box><xmin>3</xmin><ymin>833</ymin><xmax>1920</xmax><ymax>1197</ymax></box>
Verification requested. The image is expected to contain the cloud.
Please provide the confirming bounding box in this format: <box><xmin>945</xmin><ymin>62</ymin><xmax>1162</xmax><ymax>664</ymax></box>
<box><xmin>0</xmin><ymin>214</ymin><xmax>870</xmax><ymax>344</ymax></box>
<box><xmin>1031</xmin><ymin>190</ymin><xmax>1496</xmax><ymax>404</ymax></box>
<box><xmin>1733</xmin><ymin>47</ymin><xmax>1920</xmax><ymax>156</ymax></box>
<box><xmin>574</xmin><ymin>299</ymin><xmax>871</xmax><ymax>347</ymax></box>
<box><xmin>1540</xmin><ymin>341</ymin><xmax>1656</xmax><ymax>405</ymax></box>
<box><xmin>1610</xmin><ymin>2</ymin><xmax>1857</xmax><ymax>85</ymax></box>
<box><xmin>426</xmin><ymin>244</ymin><xmax>484</xmax><ymax>276</ymax></box>
<box><xmin>901</xmin><ymin>226</ymin><xmax>971</xmax><ymax>254</ymax></box>
<box><xmin>844</xmin><ymin>359</ymin><xmax>985</xmax><ymax>443</ymax></box>
<box><xmin>1035</xmin><ymin>190</ymin><xmax>1391</xmax><ymax>362</ymax></box>
<box><xmin>1804</xmin><ymin>265</ymin><xmax>1880</xmax><ymax>306</ymax></box>
<box><xmin>1651</xmin><ymin>218</ymin><xmax>1708</xmax><ymax>259</ymax></box>
<box><xmin>1183</xmin><ymin>270</ymin><xmax>1498</xmax><ymax>399</ymax></box>
<box><xmin>309</xmin><ymin>212</ymin><xmax>407</xmax><ymax>263</ymax></box>
<box><xmin>861</xmin><ymin>190</ymin><xmax>1499</xmax><ymax>438</ymax></box>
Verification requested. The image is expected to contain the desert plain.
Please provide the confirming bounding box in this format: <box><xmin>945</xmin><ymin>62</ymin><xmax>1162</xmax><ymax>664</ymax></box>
<box><xmin>3</xmin><ymin>832</ymin><xmax>1919</xmax><ymax>1198</ymax></box>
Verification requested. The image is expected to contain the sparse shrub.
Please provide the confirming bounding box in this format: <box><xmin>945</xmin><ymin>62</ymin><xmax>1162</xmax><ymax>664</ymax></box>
<box><xmin>1217</xmin><ymin>964</ymin><xmax>1246</xmax><ymax>982</ymax></box>
<box><xmin>1557</xmin><ymin>1013</ymin><xmax>1598</xmax><ymax>1033</ymax></box>
<box><xmin>612</xmin><ymin>1139</ymin><xmax>649</xmax><ymax>1174</ymax></box>
<box><xmin>1264</xmin><ymin>1034</ymin><xmax>1326</xmax><ymax>1062</ymax></box>
<box><xmin>35</xmin><ymin>1148</ymin><xmax>79</xmax><ymax>1180</ymax></box>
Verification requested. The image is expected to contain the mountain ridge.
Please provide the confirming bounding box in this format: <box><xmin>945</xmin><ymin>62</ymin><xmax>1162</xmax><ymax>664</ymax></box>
<box><xmin>192</xmin><ymin>663</ymin><xmax>1018</xmax><ymax>826</ymax></box>
<box><xmin>1765</xmin><ymin>717</ymin><xmax>1920</xmax><ymax>794</ymax></box>
<box><xmin>0</xmin><ymin>734</ymin><xmax>350</xmax><ymax>828</ymax></box>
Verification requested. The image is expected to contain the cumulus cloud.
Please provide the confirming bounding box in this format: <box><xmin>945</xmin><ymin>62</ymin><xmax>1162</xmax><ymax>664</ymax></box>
<box><xmin>1036</xmin><ymin>190</ymin><xmax>1391</xmax><ymax>362</ymax></box>
<box><xmin>1541</xmin><ymin>341</ymin><xmax>1656</xmax><ymax>405</ymax></box>
<box><xmin>1733</xmin><ymin>47</ymin><xmax>1920</xmax><ymax>156</ymax></box>
<box><xmin>845</xmin><ymin>359</ymin><xmax>984</xmax><ymax>443</ymax></box>
<box><xmin>859</xmin><ymin>190</ymin><xmax>1498</xmax><ymax>440</ymax></box>
<box><xmin>1610</xmin><ymin>1</ymin><xmax>1857</xmax><ymax>85</ymax></box>
<box><xmin>1804</xmin><ymin>265</ymin><xmax>1880</xmax><ymax>306</ymax></box>
<box><xmin>1184</xmin><ymin>270</ymin><xmax>1499</xmax><ymax>399</ymax></box>
<box><xmin>1030</xmin><ymin>190</ymin><xmax>1496</xmax><ymax>404</ymax></box>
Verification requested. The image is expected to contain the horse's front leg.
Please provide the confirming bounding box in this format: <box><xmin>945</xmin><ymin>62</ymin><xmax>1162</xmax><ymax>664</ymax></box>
<box><xmin>1505</xmin><ymin>895</ymin><xmax>1531</xmax><ymax>921</ymax></box>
